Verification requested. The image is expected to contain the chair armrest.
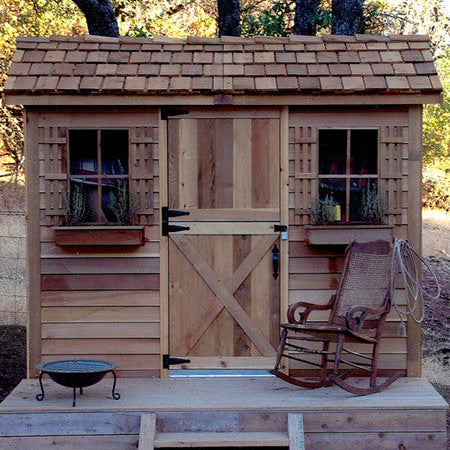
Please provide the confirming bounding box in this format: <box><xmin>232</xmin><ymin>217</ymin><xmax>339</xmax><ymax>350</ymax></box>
<box><xmin>287</xmin><ymin>295</ymin><xmax>335</xmax><ymax>324</ymax></box>
<box><xmin>345</xmin><ymin>304</ymin><xmax>388</xmax><ymax>332</ymax></box>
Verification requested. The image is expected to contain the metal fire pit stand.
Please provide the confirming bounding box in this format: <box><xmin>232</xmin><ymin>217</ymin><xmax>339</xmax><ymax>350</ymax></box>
<box><xmin>36</xmin><ymin>359</ymin><xmax>121</xmax><ymax>407</ymax></box>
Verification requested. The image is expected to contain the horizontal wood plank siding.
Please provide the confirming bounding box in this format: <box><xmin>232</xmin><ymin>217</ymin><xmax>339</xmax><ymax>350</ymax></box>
<box><xmin>36</xmin><ymin>109</ymin><xmax>162</xmax><ymax>377</ymax></box>
<box><xmin>288</xmin><ymin>107</ymin><xmax>410</xmax><ymax>375</ymax></box>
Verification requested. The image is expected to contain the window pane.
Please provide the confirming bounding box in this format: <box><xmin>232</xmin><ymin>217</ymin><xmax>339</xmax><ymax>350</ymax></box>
<box><xmin>69</xmin><ymin>179</ymin><xmax>98</xmax><ymax>223</ymax></box>
<box><xmin>69</xmin><ymin>130</ymin><xmax>98</xmax><ymax>175</ymax></box>
<box><xmin>319</xmin><ymin>130</ymin><xmax>347</xmax><ymax>175</ymax></box>
<box><xmin>319</xmin><ymin>178</ymin><xmax>346</xmax><ymax>222</ymax></box>
<box><xmin>102</xmin><ymin>178</ymin><xmax>130</xmax><ymax>224</ymax></box>
<box><xmin>101</xmin><ymin>130</ymin><xmax>129</xmax><ymax>175</ymax></box>
<box><xmin>350</xmin><ymin>178</ymin><xmax>378</xmax><ymax>222</ymax></box>
<box><xmin>350</xmin><ymin>129</ymin><xmax>377</xmax><ymax>175</ymax></box>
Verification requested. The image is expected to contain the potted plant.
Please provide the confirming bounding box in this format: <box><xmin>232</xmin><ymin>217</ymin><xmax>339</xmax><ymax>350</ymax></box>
<box><xmin>305</xmin><ymin>186</ymin><xmax>393</xmax><ymax>245</ymax></box>
<box><xmin>54</xmin><ymin>183</ymin><xmax>144</xmax><ymax>246</ymax></box>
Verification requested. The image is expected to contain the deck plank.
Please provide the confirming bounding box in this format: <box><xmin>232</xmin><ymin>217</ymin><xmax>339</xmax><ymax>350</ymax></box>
<box><xmin>0</xmin><ymin>377</ymin><xmax>447</xmax><ymax>413</ymax></box>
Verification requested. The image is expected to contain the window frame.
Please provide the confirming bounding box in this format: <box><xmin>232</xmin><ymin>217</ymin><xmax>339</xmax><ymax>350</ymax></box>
<box><xmin>317</xmin><ymin>127</ymin><xmax>380</xmax><ymax>224</ymax></box>
<box><xmin>67</xmin><ymin>128</ymin><xmax>131</xmax><ymax>225</ymax></box>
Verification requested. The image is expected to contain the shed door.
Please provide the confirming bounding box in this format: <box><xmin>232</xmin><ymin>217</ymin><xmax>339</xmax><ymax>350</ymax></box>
<box><xmin>167</xmin><ymin>108</ymin><xmax>281</xmax><ymax>370</ymax></box>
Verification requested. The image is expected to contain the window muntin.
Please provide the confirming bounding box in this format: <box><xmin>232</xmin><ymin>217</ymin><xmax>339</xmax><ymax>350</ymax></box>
<box><xmin>318</xmin><ymin>129</ymin><xmax>378</xmax><ymax>223</ymax></box>
<box><xmin>68</xmin><ymin>129</ymin><xmax>130</xmax><ymax>224</ymax></box>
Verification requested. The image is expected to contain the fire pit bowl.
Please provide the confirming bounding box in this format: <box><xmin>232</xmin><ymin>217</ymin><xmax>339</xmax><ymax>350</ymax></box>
<box><xmin>36</xmin><ymin>359</ymin><xmax>120</xmax><ymax>407</ymax></box>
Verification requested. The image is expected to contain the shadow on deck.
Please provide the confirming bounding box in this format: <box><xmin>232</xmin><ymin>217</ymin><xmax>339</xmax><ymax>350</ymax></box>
<box><xmin>0</xmin><ymin>376</ymin><xmax>447</xmax><ymax>449</ymax></box>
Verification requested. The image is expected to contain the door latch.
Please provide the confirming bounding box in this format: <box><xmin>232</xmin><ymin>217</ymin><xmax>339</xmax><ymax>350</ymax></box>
<box><xmin>274</xmin><ymin>224</ymin><xmax>288</xmax><ymax>240</ymax></box>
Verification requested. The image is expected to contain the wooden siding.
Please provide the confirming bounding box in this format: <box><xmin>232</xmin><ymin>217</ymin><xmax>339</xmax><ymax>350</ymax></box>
<box><xmin>35</xmin><ymin>109</ymin><xmax>161</xmax><ymax>378</ymax></box>
<box><xmin>287</xmin><ymin>108</ymin><xmax>410</xmax><ymax>374</ymax></box>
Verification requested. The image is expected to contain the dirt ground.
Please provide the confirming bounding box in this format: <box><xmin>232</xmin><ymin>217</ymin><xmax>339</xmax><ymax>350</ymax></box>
<box><xmin>0</xmin><ymin>209</ymin><xmax>449</xmax><ymax>415</ymax></box>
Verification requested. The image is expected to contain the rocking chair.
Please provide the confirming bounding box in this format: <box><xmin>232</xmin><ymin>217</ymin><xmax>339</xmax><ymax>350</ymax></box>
<box><xmin>271</xmin><ymin>240</ymin><xmax>403</xmax><ymax>395</ymax></box>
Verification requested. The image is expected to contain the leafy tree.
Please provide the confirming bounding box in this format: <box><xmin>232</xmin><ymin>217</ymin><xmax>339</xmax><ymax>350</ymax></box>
<box><xmin>0</xmin><ymin>0</ymin><xmax>85</xmax><ymax>181</ymax></box>
<box><xmin>423</xmin><ymin>49</ymin><xmax>449</xmax><ymax>167</ymax></box>
<box><xmin>242</xmin><ymin>1</ymin><xmax>292</xmax><ymax>37</ymax></box>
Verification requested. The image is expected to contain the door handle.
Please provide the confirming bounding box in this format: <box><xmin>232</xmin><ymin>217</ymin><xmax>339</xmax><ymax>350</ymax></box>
<box><xmin>272</xmin><ymin>244</ymin><xmax>280</xmax><ymax>279</ymax></box>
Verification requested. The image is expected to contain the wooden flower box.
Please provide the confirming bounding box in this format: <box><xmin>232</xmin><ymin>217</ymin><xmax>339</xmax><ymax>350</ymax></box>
<box><xmin>54</xmin><ymin>226</ymin><xmax>145</xmax><ymax>246</ymax></box>
<box><xmin>304</xmin><ymin>225</ymin><xmax>393</xmax><ymax>246</ymax></box>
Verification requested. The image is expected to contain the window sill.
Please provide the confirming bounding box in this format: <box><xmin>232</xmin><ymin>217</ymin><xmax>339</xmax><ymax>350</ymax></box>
<box><xmin>54</xmin><ymin>226</ymin><xmax>145</xmax><ymax>246</ymax></box>
<box><xmin>304</xmin><ymin>224</ymin><xmax>393</xmax><ymax>246</ymax></box>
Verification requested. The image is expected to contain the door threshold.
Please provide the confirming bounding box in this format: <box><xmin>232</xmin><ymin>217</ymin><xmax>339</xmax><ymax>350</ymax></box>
<box><xmin>169</xmin><ymin>369</ymin><xmax>275</xmax><ymax>378</ymax></box>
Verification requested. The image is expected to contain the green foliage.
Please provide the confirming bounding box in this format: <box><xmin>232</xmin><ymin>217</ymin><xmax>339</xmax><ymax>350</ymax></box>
<box><xmin>422</xmin><ymin>159</ymin><xmax>450</xmax><ymax>211</ymax></box>
<box><xmin>109</xmin><ymin>181</ymin><xmax>139</xmax><ymax>225</ymax></box>
<box><xmin>242</xmin><ymin>1</ymin><xmax>292</xmax><ymax>37</ymax></box>
<box><xmin>423</xmin><ymin>47</ymin><xmax>450</xmax><ymax>167</ymax></box>
<box><xmin>359</xmin><ymin>184</ymin><xmax>386</xmax><ymax>224</ymax></box>
<box><xmin>63</xmin><ymin>183</ymin><xmax>88</xmax><ymax>225</ymax></box>
<box><xmin>117</xmin><ymin>0</ymin><xmax>216</xmax><ymax>38</ymax></box>
<box><xmin>310</xmin><ymin>195</ymin><xmax>338</xmax><ymax>225</ymax></box>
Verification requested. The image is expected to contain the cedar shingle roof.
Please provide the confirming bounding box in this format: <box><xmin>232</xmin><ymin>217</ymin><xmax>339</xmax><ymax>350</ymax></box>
<box><xmin>4</xmin><ymin>35</ymin><xmax>442</xmax><ymax>96</ymax></box>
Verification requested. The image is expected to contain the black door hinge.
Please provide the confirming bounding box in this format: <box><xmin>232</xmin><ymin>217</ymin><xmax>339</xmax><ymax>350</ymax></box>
<box><xmin>163</xmin><ymin>354</ymin><xmax>191</xmax><ymax>369</ymax></box>
<box><xmin>161</xmin><ymin>206</ymin><xmax>191</xmax><ymax>236</ymax></box>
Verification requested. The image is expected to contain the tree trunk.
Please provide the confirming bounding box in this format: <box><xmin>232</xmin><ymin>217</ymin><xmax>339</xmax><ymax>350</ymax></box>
<box><xmin>293</xmin><ymin>0</ymin><xmax>320</xmax><ymax>35</ymax></box>
<box><xmin>72</xmin><ymin>0</ymin><xmax>119</xmax><ymax>37</ymax></box>
<box><xmin>332</xmin><ymin>0</ymin><xmax>364</xmax><ymax>35</ymax></box>
<box><xmin>218</xmin><ymin>0</ymin><xmax>240</xmax><ymax>36</ymax></box>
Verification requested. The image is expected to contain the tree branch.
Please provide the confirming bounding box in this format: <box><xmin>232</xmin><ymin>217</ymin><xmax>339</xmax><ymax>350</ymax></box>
<box><xmin>71</xmin><ymin>0</ymin><xmax>119</xmax><ymax>36</ymax></box>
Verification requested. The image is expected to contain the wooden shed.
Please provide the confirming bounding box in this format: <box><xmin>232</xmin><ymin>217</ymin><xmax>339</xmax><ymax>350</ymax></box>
<box><xmin>3</xmin><ymin>34</ymin><xmax>442</xmax><ymax>381</ymax></box>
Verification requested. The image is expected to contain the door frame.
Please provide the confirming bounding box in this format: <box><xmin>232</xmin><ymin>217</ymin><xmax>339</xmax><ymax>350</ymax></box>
<box><xmin>159</xmin><ymin>106</ymin><xmax>290</xmax><ymax>377</ymax></box>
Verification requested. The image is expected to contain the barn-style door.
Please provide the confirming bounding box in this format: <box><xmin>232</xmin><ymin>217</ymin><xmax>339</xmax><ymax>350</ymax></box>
<box><xmin>165</xmin><ymin>108</ymin><xmax>282</xmax><ymax>370</ymax></box>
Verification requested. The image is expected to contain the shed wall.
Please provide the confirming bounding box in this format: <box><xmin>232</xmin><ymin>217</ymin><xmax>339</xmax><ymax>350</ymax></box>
<box><xmin>30</xmin><ymin>108</ymin><xmax>161</xmax><ymax>377</ymax></box>
<box><xmin>286</xmin><ymin>107</ymin><xmax>410</xmax><ymax>374</ymax></box>
<box><xmin>26</xmin><ymin>105</ymin><xmax>418</xmax><ymax>377</ymax></box>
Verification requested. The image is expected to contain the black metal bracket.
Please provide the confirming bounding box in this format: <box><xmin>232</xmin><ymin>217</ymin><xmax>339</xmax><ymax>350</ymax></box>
<box><xmin>162</xmin><ymin>207</ymin><xmax>191</xmax><ymax>236</ymax></box>
<box><xmin>163</xmin><ymin>354</ymin><xmax>191</xmax><ymax>369</ymax></box>
<box><xmin>274</xmin><ymin>224</ymin><xmax>287</xmax><ymax>233</ymax></box>
<box><xmin>161</xmin><ymin>107</ymin><xmax>189</xmax><ymax>121</ymax></box>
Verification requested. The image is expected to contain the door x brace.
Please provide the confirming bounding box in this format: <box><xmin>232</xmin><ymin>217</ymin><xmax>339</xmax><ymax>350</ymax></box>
<box><xmin>171</xmin><ymin>234</ymin><xmax>278</xmax><ymax>356</ymax></box>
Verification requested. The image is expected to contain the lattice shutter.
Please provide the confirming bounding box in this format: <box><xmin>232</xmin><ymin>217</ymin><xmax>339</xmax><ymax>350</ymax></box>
<box><xmin>379</xmin><ymin>126</ymin><xmax>408</xmax><ymax>225</ymax></box>
<box><xmin>130</xmin><ymin>126</ymin><xmax>158</xmax><ymax>225</ymax></box>
<box><xmin>289</xmin><ymin>126</ymin><xmax>318</xmax><ymax>225</ymax></box>
<box><xmin>39</xmin><ymin>126</ymin><xmax>68</xmax><ymax>226</ymax></box>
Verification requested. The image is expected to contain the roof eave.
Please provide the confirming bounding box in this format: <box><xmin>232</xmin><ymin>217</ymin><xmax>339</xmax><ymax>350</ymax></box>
<box><xmin>3</xmin><ymin>91</ymin><xmax>443</xmax><ymax>107</ymax></box>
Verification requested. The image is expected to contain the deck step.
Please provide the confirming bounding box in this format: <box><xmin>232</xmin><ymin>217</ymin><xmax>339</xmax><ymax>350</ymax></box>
<box><xmin>154</xmin><ymin>431</ymin><xmax>290</xmax><ymax>447</ymax></box>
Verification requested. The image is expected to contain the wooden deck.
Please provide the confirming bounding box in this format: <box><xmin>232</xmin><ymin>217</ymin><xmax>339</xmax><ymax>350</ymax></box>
<box><xmin>0</xmin><ymin>376</ymin><xmax>447</xmax><ymax>449</ymax></box>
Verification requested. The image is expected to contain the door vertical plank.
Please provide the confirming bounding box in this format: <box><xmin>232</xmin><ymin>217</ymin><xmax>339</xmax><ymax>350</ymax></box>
<box><xmin>215</xmin><ymin>119</ymin><xmax>233</xmax><ymax>208</ymax></box>
<box><xmin>179</xmin><ymin>119</ymin><xmax>198</xmax><ymax>209</ymax></box>
<box><xmin>216</xmin><ymin>235</ymin><xmax>234</xmax><ymax>355</ymax></box>
<box><xmin>198</xmin><ymin>119</ymin><xmax>216</xmax><ymax>209</ymax></box>
<box><xmin>252</xmin><ymin>119</ymin><xmax>271</xmax><ymax>208</ymax></box>
<box><xmin>167</xmin><ymin>119</ymin><xmax>179</xmax><ymax>209</ymax></box>
<box><xmin>233</xmin><ymin>118</ymin><xmax>252</xmax><ymax>208</ymax></box>
<box><xmin>233</xmin><ymin>235</ymin><xmax>252</xmax><ymax>356</ymax></box>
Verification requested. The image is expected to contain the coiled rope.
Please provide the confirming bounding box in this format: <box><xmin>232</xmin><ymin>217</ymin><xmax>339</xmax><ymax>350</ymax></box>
<box><xmin>391</xmin><ymin>239</ymin><xmax>441</xmax><ymax>336</ymax></box>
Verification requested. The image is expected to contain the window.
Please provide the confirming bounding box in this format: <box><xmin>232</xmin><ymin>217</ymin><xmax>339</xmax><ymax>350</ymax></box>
<box><xmin>68</xmin><ymin>129</ymin><xmax>130</xmax><ymax>223</ymax></box>
<box><xmin>318</xmin><ymin>129</ymin><xmax>378</xmax><ymax>223</ymax></box>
